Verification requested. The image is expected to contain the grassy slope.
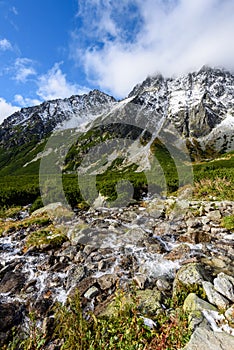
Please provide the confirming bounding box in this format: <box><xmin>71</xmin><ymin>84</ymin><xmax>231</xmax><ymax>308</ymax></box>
<box><xmin>0</xmin><ymin>132</ymin><xmax>233</xmax><ymax>209</ymax></box>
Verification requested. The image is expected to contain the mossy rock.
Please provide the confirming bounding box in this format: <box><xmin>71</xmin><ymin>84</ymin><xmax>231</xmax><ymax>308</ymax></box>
<box><xmin>31</xmin><ymin>202</ymin><xmax>74</xmax><ymax>221</ymax></box>
<box><xmin>136</xmin><ymin>289</ymin><xmax>162</xmax><ymax>316</ymax></box>
<box><xmin>183</xmin><ymin>293</ymin><xmax>217</xmax><ymax>313</ymax></box>
<box><xmin>100</xmin><ymin>288</ymin><xmax>162</xmax><ymax>318</ymax></box>
<box><xmin>173</xmin><ymin>263</ymin><xmax>207</xmax><ymax>304</ymax></box>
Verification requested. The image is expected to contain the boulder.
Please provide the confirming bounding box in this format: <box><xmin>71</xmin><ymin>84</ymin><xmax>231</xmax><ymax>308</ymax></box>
<box><xmin>122</xmin><ymin>226</ymin><xmax>148</xmax><ymax>244</ymax></box>
<box><xmin>214</xmin><ymin>273</ymin><xmax>234</xmax><ymax>302</ymax></box>
<box><xmin>84</xmin><ymin>286</ymin><xmax>99</xmax><ymax>299</ymax></box>
<box><xmin>136</xmin><ymin>288</ymin><xmax>162</xmax><ymax>316</ymax></box>
<box><xmin>0</xmin><ymin>302</ymin><xmax>24</xmax><ymax>346</ymax></box>
<box><xmin>183</xmin><ymin>293</ymin><xmax>218</xmax><ymax>313</ymax></box>
<box><xmin>173</xmin><ymin>263</ymin><xmax>207</xmax><ymax>298</ymax></box>
<box><xmin>0</xmin><ymin>270</ymin><xmax>25</xmax><ymax>294</ymax></box>
<box><xmin>225</xmin><ymin>304</ymin><xmax>234</xmax><ymax>324</ymax></box>
<box><xmin>183</xmin><ymin>322</ymin><xmax>234</xmax><ymax>350</ymax></box>
<box><xmin>183</xmin><ymin>293</ymin><xmax>217</xmax><ymax>331</ymax></box>
<box><xmin>202</xmin><ymin>281</ymin><xmax>230</xmax><ymax>310</ymax></box>
<box><xmin>97</xmin><ymin>274</ymin><xmax>117</xmax><ymax>290</ymax></box>
<box><xmin>32</xmin><ymin>202</ymin><xmax>74</xmax><ymax>221</ymax></box>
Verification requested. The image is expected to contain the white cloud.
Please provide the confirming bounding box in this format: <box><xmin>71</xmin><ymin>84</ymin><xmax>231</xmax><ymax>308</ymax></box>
<box><xmin>0</xmin><ymin>98</ymin><xmax>19</xmax><ymax>124</ymax></box>
<box><xmin>73</xmin><ymin>0</ymin><xmax>234</xmax><ymax>97</ymax></box>
<box><xmin>0</xmin><ymin>38</ymin><xmax>12</xmax><ymax>51</ymax></box>
<box><xmin>14</xmin><ymin>58</ymin><xmax>37</xmax><ymax>83</ymax></box>
<box><xmin>11</xmin><ymin>6</ymin><xmax>18</xmax><ymax>15</ymax></box>
<box><xmin>37</xmin><ymin>62</ymin><xmax>89</xmax><ymax>101</ymax></box>
<box><xmin>14</xmin><ymin>94</ymin><xmax>41</xmax><ymax>107</ymax></box>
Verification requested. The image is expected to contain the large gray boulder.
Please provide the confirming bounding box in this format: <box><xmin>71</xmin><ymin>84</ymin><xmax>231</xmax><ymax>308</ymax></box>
<box><xmin>214</xmin><ymin>273</ymin><xmax>234</xmax><ymax>302</ymax></box>
<box><xmin>202</xmin><ymin>281</ymin><xmax>230</xmax><ymax>310</ymax></box>
<box><xmin>183</xmin><ymin>323</ymin><xmax>234</xmax><ymax>350</ymax></box>
<box><xmin>173</xmin><ymin>263</ymin><xmax>207</xmax><ymax>299</ymax></box>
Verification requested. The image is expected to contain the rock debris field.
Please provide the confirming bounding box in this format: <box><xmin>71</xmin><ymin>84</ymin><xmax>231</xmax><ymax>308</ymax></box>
<box><xmin>0</xmin><ymin>196</ymin><xmax>234</xmax><ymax>349</ymax></box>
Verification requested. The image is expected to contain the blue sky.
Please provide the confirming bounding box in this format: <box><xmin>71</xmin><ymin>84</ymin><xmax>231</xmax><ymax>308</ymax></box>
<box><xmin>0</xmin><ymin>0</ymin><xmax>234</xmax><ymax>122</ymax></box>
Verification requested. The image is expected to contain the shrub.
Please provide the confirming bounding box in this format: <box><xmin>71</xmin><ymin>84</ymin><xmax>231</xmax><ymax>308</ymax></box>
<box><xmin>221</xmin><ymin>215</ymin><xmax>234</xmax><ymax>231</ymax></box>
<box><xmin>6</xmin><ymin>289</ymin><xmax>192</xmax><ymax>350</ymax></box>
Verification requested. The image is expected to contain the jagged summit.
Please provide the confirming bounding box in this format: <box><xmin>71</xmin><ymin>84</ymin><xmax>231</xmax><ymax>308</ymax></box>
<box><xmin>0</xmin><ymin>89</ymin><xmax>116</xmax><ymax>148</ymax></box>
<box><xmin>126</xmin><ymin>66</ymin><xmax>234</xmax><ymax>144</ymax></box>
<box><xmin>0</xmin><ymin>66</ymin><xmax>234</xmax><ymax>167</ymax></box>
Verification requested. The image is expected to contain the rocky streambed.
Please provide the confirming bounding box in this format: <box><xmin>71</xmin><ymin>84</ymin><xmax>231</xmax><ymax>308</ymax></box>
<box><xmin>0</xmin><ymin>197</ymin><xmax>234</xmax><ymax>349</ymax></box>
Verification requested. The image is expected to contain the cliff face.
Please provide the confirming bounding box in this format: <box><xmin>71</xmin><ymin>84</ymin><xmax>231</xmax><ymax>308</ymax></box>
<box><xmin>127</xmin><ymin>66</ymin><xmax>234</xmax><ymax>155</ymax></box>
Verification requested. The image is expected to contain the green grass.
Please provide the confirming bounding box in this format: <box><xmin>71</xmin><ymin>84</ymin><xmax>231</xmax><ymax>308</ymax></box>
<box><xmin>221</xmin><ymin>215</ymin><xmax>234</xmax><ymax>231</ymax></box>
<box><xmin>192</xmin><ymin>151</ymin><xmax>234</xmax><ymax>200</ymax></box>
<box><xmin>0</xmin><ymin>131</ymin><xmax>233</xmax><ymax>210</ymax></box>
<box><xmin>5</xmin><ymin>289</ymin><xmax>192</xmax><ymax>350</ymax></box>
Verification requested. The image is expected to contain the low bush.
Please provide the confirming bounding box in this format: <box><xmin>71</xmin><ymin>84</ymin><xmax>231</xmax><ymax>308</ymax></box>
<box><xmin>5</xmin><ymin>289</ymin><xmax>192</xmax><ymax>350</ymax></box>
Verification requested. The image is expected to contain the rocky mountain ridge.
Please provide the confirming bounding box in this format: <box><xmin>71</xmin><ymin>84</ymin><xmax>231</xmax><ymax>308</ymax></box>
<box><xmin>0</xmin><ymin>90</ymin><xmax>116</xmax><ymax>148</ymax></box>
<box><xmin>0</xmin><ymin>66</ymin><xmax>233</xmax><ymax>174</ymax></box>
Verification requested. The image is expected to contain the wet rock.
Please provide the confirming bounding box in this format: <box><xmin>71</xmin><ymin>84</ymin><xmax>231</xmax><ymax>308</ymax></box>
<box><xmin>122</xmin><ymin>226</ymin><xmax>148</xmax><ymax>244</ymax></box>
<box><xmin>0</xmin><ymin>270</ymin><xmax>25</xmax><ymax>294</ymax></box>
<box><xmin>144</xmin><ymin>239</ymin><xmax>165</xmax><ymax>254</ymax></box>
<box><xmin>202</xmin><ymin>281</ymin><xmax>230</xmax><ymax>310</ymax></box>
<box><xmin>118</xmin><ymin>254</ymin><xmax>136</xmax><ymax>271</ymax></box>
<box><xmin>206</xmin><ymin>210</ymin><xmax>222</xmax><ymax>222</ymax></box>
<box><xmin>0</xmin><ymin>302</ymin><xmax>24</xmax><ymax>345</ymax></box>
<box><xmin>74</xmin><ymin>250</ymin><xmax>86</xmax><ymax>263</ymax></box>
<box><xmin>72</xmin><ymin>277</ymin><xmax>97</xmax><ymax>297</ymax></box>
<box><xmin>60</xmin><ymin>246</ymin><xmax>77</xmax><ymax>260</ymax></box>
<box><xmin>133</xmin><ymin>274</ymin><xmax>148</xmax><ymax>289</ymax></box>
<box><xmin>193</xmin><ymin>231</ymin><xmax>211</xmax><ymax>243</ymax></box>
<box><xmin>214</xmin><ymin>272</ymin><xmax>234</xmax><ymax>302</ymax></box>
<box><xmin>89</xmin><ymin>251</ymin><xmax>103</xmax><ymax>262</ymax></box>
<box><xmin>83</xmin><ymin>245</ymin><xmax>97</xmax><ymax>256</ymax></box>
<box><xmin>164</xmin><ymin>244</ymin><xmax>191</xmax><ymax>261</ymax></box>
<box><xmin>69</xmin><ymin>227</ymin><xmax>95</xmax><ymax>245</ymax></box>
<box><xmin>84</xmin><ymin>286</ymin><xmax>99</xmax><ymax>299</ymax></box>
<box><xmin>66</xmin><ymin>265</ymin><xmax>86</xmax><ymax>290</ymax></box>
<box><xmin>0</xmin><ymin>261</ymin><xmax>18</xmax><ymax>278</ymax></box>
<box><xmin>30</xmin><ymin>295</ymin><xmax>53</xmax><ymax>317</ymax></box>
<box><xmin>179</xmin><ymin>229</ymin><xmax>211</xmax><ymax>244</ymax></box>
<box><xmin>97</xmin><ymin>274</ymin><xmax>117</xmax><ymax>290</ymax></box>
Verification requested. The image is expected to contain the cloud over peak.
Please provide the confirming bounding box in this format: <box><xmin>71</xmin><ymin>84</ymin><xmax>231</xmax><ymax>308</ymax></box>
<box><xmin>37</xmin><ymin>63</ymin><xmax>89</xmax><ymax>101</ymax></box>
<box><xmin>73</xmin><ymin>0</ymin><xmax>234</xmax><ymax>97</ymax></box>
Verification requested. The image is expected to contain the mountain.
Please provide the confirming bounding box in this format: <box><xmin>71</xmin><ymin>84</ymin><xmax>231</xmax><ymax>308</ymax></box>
<box><xmin>128</xmin><ymin>65</ymin><xmax>234</xmax><ymax>157</ymax></box>
<box><xmin>0</xmin><ymin>90</ymin><xmax>116</xmax><ymax>149</ymax></box>
<box><xmin>0</xmin><ymin>66</ymin><xmax>234</xmax><ymax>207</ymax></box>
